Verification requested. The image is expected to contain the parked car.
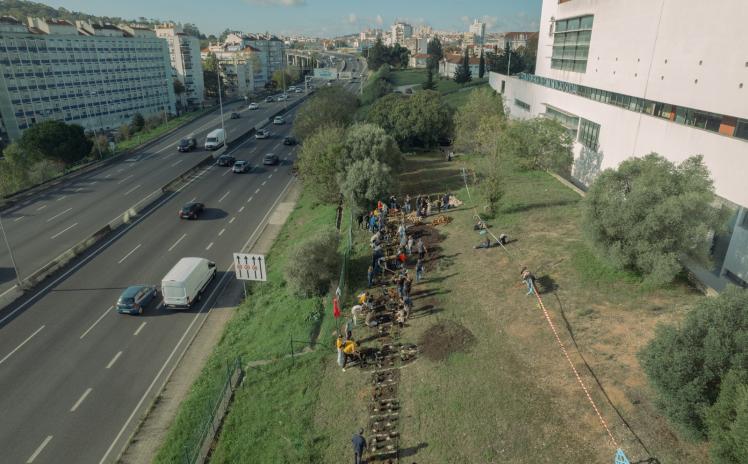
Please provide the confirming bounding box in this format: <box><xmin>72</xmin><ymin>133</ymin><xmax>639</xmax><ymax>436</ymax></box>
<box><xmin>283</xmin><ymin>136</ymin><xmax>296</xmax><ymax>146</ymax></box>
<box><xmin>232</xmin><ymin>160</ymin><xmax>250</xmax><ymax>173</ymax></box>
<box><xmin>116</xmin><ymin>285</ymin><xmax>159</xmax><ymax>315</ymax></box>
<box><xmin>179</xmin><ymin>202</ymin><xmax>204</xmax><ymax>219</ymax></box>
<box><xmin>263</xmin><ymin>153</ymin><xmax>279</xmax><ymax>165</ymax></box>
<box><xmin>273</xmin><ymin>116</ymin><xmax>285</xmax><ymax>125</ymax></box>
<box><xmin>265</xmin><ymin>96</ymin><xmax>275</xmax><ymax>103</ymax></box>
<box><xmin>230</xmin><ymin>112</ymin><xmax>240</xmax><ymax>119</ymax></box>
<box><xmin>248</xmin><ymin>102</ymin><xmax>259</xmax><ymax>110</ymax></box>
<box><xmin>217</xmin><ymin>154</ymin><xmax>236</xmax><ymax>166</ymax></box>
<box><xmin>162</xmin><ymin>257</ymin><xmax>216</xmax><ymax>309</ymax></box>
<box><xmin>405</xmin><ymin>88</ymin><xmax>413</xmax><ymax>95</ymax></box>
<box><xmin>177</xmin><ymin>137</ymin><xmax>197</xmax><ymax>152</ymax></box>
<box><xmin>255</xmin><ymin>129</ymin><xmax>270</xmax><ymax>139</ymax></box>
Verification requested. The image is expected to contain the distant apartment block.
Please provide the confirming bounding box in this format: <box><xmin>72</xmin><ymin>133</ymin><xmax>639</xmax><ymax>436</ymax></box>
<box><xmin>155</xmin><ymin>24</ymin><xmax>204</xmax><ymax>109</ymax></box>
<box><xmin>491</xmin><ymin>0</ymin><xmax>748</xmax><ymax>288</ymax></box>
<box><xmin>210</xmin><ymin>33</ymin><xmax>285</xmax><ymax>89</ymax></box>
<box><xmin>469</xmin><ymin>20</ymin><xmax>486</xmax><ymax>45</ymax></box>
<box><xmin>439</xmin><ymin>53</ymin><xmax>480</xmax><ymax>79</ymax></box>
<box><xmin>390</xmin><ymin>22</ymin><xmax>413</xmax><ymax>46</ymax></box>
<box><xmin>0</xmin><ymin>16</ymin><xmax>176</xmax><ymax>144</ymax></box>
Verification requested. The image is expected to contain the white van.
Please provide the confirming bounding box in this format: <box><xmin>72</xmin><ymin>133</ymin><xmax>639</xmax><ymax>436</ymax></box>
<box><xmin>205</xmin><ymin>129</ymin><xmax>225</xmax><ymax>150</ymax></box>
<box><xmin>162</xmin><ymin>257</ymin><xmax>217</xmax><ymax>309</ymax></box>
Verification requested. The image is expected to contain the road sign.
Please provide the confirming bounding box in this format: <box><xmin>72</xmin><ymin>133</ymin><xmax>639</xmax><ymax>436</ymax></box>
<box><xmin>313</xmin><ymin>68</ymin><xmax>338</xmax><ymax>80</ymax></box>
<box><xmin>233</xmin><ymin>253</ymin><xmax>267</xmax><ymax>281</ymax></box>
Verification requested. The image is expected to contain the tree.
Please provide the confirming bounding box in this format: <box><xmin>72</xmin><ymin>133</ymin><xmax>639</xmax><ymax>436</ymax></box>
<box><xmin>640</xmin><ymin>287</ymin><xmax>748</xmax><ymax>440</ymax></box>
<box><xmin>477</xmin><ymin>152</ymin><xmax>505</xmax><ymax>217</ymax></box>
<box><xmin>366</xmin><ymin>38</ymin><xmax>388</xmax><ymax>71</ymax></box>
<box><xmin>173</xmin><ymin>79</ymin><xmax>185</xmax><ymax>97</ymax></box>
<box><xmin>360</xmin><ymin>67</ymin><xmax>392</xmax><ymax>105</ymax></box>
<box><xmin>489</xmin><ymin>45</ymin><xmax>525</xmax><ymax>76</ymax></box>
<box><xmin>339</xmin><ymin>158</ymin><xmax>396</xmax><ymax>214</ymax></box>
<box><xmin>517</xmin><ymin>33</ymin><xmax>538</xmax><ymax>74</ymax></box>
<box><xmin>707</xmin><ymin>369</ymin><xmax>748</xmax><ymax>464</ymax></box>
<box><xmin>453</xmin><ymin>48</ymin><xmax>472</xmax><ymax>83</ymax></box>
<box><xmin>19</xmin><ymin>121</ymin><xmax>92</xmax><ymax>166</ymax></box>
<box><xmin>389</xmin><ymin>43</ymin><xmax>410</xmax><ymax>69</ymax></box>
<box><xmin>202</xmin><ymin>52</ymin><xmax>223</xmax><ymax>98</ymax></box>
<box><xmin>338</xmin><ymin>123</ymin><xmax>401</xmax><ymax>173</ymax></box>
<box><xmin>426</xmin><ymin>36</ymin><xmax>444</xmax><ymax>71</ymax></box>
<box><xmin>584</xmin><ymin>154</ymin><xmax>724</xmax><ymax>285</ymax></box>
<box><xmin>478</xmin><ymin>50</ymin><xmax>486</xmax><ymax>78</ymax></box>
<box><xmin>131</xmin><ymin>112</ymin><xmax>145</xmax><ymax>133</ymax></box>
<box><xmin>422</xmin><ymin>66</ymin><xmax>436</xmax><ymax>90</ymax></box>
<box><xmin>271</xmin><ymin>67</ymin><xmax>301</xmax><ymax>90</ymax></box>
<box><xmin>453</xmin><ymin>87</ymin><xmax>505</xmax><ymax>156</ymax></box>
<box><xmin>284</xmin><ymin>229</ymin><xmax>339</xmax><ymax>297</ymax></box>
<box><xmin>367</xmin><ymin>91</ymin><xmax>453</xmax><ymax>150</ymax></box>
<box><xmin>293</xmin><ymin>87</ymin><xmax>358</xmax><ymax>141</ymax></box>
<box><xmin>500</xmin><ymin>118</ymin><xmax>572</xmax><ymax>173</ymax></box>
<box><xmin>296</xmin><ymin>125</ymin><xmax>345</xmax><ymax>203</ymax></box>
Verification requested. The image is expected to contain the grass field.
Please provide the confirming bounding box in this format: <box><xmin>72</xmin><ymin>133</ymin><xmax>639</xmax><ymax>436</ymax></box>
<box><xmin>442</xmin><ymin>83</ymin><xmax>490</xmax><ymax>108</ymax></box>
<box><xmin>387</xmin><ymin>68</ymin><xmax>488</xmax><ymax>95</ymax></box>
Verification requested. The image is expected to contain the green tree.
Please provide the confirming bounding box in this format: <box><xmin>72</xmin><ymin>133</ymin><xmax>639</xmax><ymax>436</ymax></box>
<box><xmin>271</xmin><ymin>67</ymin><xmax>301</xmax><ymax>90</ymax></box>
<box><xmin>477</xmin><ymin>152</ymin><xmax>505</xmax><ymax>217</ymax></box>
<box><xmin>296</xmin><ymin>125</ymin><xmax>345</xmax><ymax>203</ymax></box>
<box><xmin>707</xmin><ymin>369</ymin><xmax>748</xmax><ymax>464</ymax></box>
<box><xmin>453</xmin><ymin>87</ymin><xmax>505</xmax><ymax>156</ymax></box>
<box><xmin>640</xmin><ymin>287</ymin><xmax>748</xmax><ymax>439</ymax></box>
<box><xmin>284</xmin><ymin>229</ymin><xmax>339</xmax><ymax>297</ymax></box>
<box><xmin>517</xmin><ymin>34</ymin><xmax>538</xmax><ymax>74</ymax></box>
<box><xmin>501</xmin><ymin>118</ymin><xmax>573</xmax><ymax>173</ymax></box>
<box><xmin>293</xmin><ymin>87</ymin><xmax>358</xmax><ymax>141</ymax></box>
<box><xmin>130</xmin><ymin>112</ymin><xmax>145</xmax><ymax>132</ymax></box>
<box><xmin>19</xmin><ymin>120</ymin><xmax>92</xmax><ymax>166</ymax></box>
<box><xmin>489</xmin><ymin>45</ymin><xmax>525</xmax><ymax>76</ymax></box>
<box><xmin>360</xmin><ymin>72</ymin><xmax>392</xmax><ymax>105</ymax></box>
<box><xmin>426</xmin><ymin>36</ymin><xmax>444</xmax><ymax>71</ymax></box>
<box><xmin>173</xmin><ymin>78</ymin><xmax>185</xmax><ymax>97</ymax></box>
<box><xmin>478</xmin><ymin>49</ymin><xmax>485</xmax><ymax>78</ymax></box>
<box><xmin>202</xmin><ymin>52</ymin><xmax>223</xmax><ymax>98</ymax></box>
<box><xmin>584</xmin><ymin>154</ymin><xmax>723</xmax><ymax>285</ymax></box>
<box><xmin>422</xmin><ymin>66</ymin><xmax>436</xmax><ymax>90</ymax></box>
<box><xmin>339</xmin><ymin>157</ymin><xmax>396</xmax><ymax>214</ymax></box>
<box><xmin>366</xmin><ymin>38</ymin><xmax>388</xmax><ymax>71</ymax></box>
<box><xmin>389</xmin><ymin>43</ymin><xmax>410</xmax><ymax>69</ymax></box>
<box><xmin>339</xmin><ymin>123</ymin><xmax>401</xmax><ymax>173</ymax></box>
<box><xmin>453</xmin><ymin>48</ymin><xmax>472</xmax><ymax>83</ymax></box>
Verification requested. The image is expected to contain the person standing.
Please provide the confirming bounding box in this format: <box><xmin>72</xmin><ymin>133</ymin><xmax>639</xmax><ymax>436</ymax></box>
<box><xmin>416</xmin><ymin>258</ymin><xmax>425</xmax><ymax>282</ymax></box>
<box><xmin>367</xmin><ymin>265</ymin><xmax>374</xmax><ymax>287</ymax></box>
<box><xmin>442</xmin><ymin>192</ymin><xmax>450</xmax><ymax>211</ymax></box>
<box><xmin>406</xmin><ymin>235</ymin><xmax>414</xmax><ymax>255</ymax></box>
<box><xmin>352</xmin><ymin>428</ymin><xmax>367</xmax><ymax>464</ymax></box>
<box><xmin>521</xmin><ymin>266</ymin><xmax>536</xmax><ymax>296</ymax></box>
<box><xmin>404</xmin><ymin>194</ymin><xmax>411</xmax><ymax>214</ymax></box>
<box><xmin>416</xmin><ymin>238</ymin><xmax>427</xmax><ymax>260</ymax></box>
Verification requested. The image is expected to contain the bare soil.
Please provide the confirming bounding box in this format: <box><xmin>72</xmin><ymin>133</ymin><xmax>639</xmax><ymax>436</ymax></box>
<box><xmin>418</xmin><ymin>320</ymin><xmax>476</xmax><ymax>361</ymax></box>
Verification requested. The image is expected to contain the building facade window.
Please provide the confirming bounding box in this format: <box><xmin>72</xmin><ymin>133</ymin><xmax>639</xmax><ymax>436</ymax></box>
<box><xmin>551</xmin><ymin>15</ymin><xmax>593</xmax><ymax>73</ymax></box>
<box><xmin>514</xmin><ymin>98</ymin><xmax>530</xmax><ymax>111</ymax></box>
<box><xmin>545</xmin><ymin>105</ymin><xmax>579</xmax><ymax>137</ymax></box>
<box><xmin>578</xmin><ymin>118</ymin><xmax>600</xmax><ymax>151</ymax></box>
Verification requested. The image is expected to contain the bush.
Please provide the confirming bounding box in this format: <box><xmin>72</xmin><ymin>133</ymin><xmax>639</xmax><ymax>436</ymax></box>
<box><xmin>296</xmin><ymin>125</ymin><xmax>345</xmax><ymax>203</ymax></box>
<box><xmin>339</xmin><ymin>123</ymin><xmax>401</xmax><ymax>173</ymax></box>
<box><xmin>707</xmin><ymin>369</ymin><xmax>748</xmax><ymax>464</ymax></box>
<box><xmin>500</xmin><ymin>118</ymin><xmax>573</xmax><ymax>174</ymax></box>
<box><xmin>639</xmin><ymin>287</ymin><xmax>748</xmax><ymax>439</ymax></box>
<box><xmin>293</xmin><ymin>87</ymin><xmax>358</xmax><ymax>141</ymax></box>
<box><xmin>284</xmin><ymin>229</ymin><xmax>339</xmax><ymax>297</ymax></box>
<box><xmin>360</xmin><ymin>78</ymin><xmax>392</xmax><ymax>106</ymax></box>
<box><xmin>131</xmin><ymin>112</ymin><xmax>145</xmax><ymax>132</ymax></box>
<box><xmin>339</xmin><ymin>157</ymin><xmax>396</xmax><ymax>214</ymax></box>
<box><xmin>453</xmin><ymin>87</ymin><xmax>504</xmax><ymax>156</ymax></box>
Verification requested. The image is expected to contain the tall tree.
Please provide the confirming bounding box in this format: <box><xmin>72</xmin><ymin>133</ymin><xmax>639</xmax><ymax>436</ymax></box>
<box><xmin>422</xmin><ymin>66</ymin><xmax>436</xmax><ymax>90</ymax></box>
<box><xmin>19</xmin><ymin>120</ymin><xmax>92</xmax><ymax>166</ymax></box>
<box><xmin>453</xmin><ymin>87</ymin><xmax>505</xmax><ymax>156</ymax></box>
<box><xmin>296</xmin><ymin>125</ymin><xmax>345</xmax><ymax>203</ymax></box>
<box><xmin>453</xmin><ymin>48</ymin><xmax>472</xmax><ymax>83</ymax></box>
<box><xmin>366</xmin><ymin>91</ymin><xmax>453</xmax><ymax>150</ymax></box>
<box><xmin>478</xmin><ymin>49</ymin><xmax>486</xmax><ymax>78</ymax></box>
<box><xmin>426</xmin><ymin>36</ymin><xmax>444</xmax><ymax>71</ymax></box>
<box><xmin>293</xmin><ymin>87</ymin><xmax>358</xmax><ymax>141</ymax></box>
<box><xmin>366</xmin><ymin>38</ymin><xmax>388</xmax><ymax>71</ymax></box>
<box><xmin>202</xmin><ymin>52</ymin><xmax>224</xmax><ymax>98</ymax></box>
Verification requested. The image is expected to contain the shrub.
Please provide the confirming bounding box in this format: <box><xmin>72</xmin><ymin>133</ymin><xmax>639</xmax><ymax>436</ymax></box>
<box><xmin>296</xmin><ymin>125</ymin><xmax>345</xmax><ymax>203</ymax></box>
<box><xmin>293</xmin><ymin>87</ymin><xmax>358</xmax><ymax>141</ymax></box>
<box><xmin>706</xmin><ymin>369</ymin><xmax>748</xmax><ymax>464</ymax></box>
<box><xmin>284</xmin><ymin>229</ymin><xmax>339</xmax><ymax>297</ymax></box>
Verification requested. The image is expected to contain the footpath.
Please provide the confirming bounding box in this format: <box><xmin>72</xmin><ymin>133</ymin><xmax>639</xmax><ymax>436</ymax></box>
<box><xmin>117</xmin><ymin>182</ymin><xmax>301</xmax><ymax>464</ymax></box>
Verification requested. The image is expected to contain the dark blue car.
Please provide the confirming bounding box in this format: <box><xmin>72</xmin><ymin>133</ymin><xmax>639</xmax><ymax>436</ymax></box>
<box><xmin>117</xmin><ymin>285</ymin><xmax>159</xmax><ymax>315</ymax></box>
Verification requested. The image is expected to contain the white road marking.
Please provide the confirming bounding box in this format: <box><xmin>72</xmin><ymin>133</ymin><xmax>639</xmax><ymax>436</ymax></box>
<box><xmin>56</xmin><ymin>195</ymin><xmax>67</xmax><ymax>202</ymax></box>
<box><xmin>255</xmin><ymin>188</ymin><xmax>260</xmax><ymax>194</ymax></box>
<box><xmin>117</xmin><ymin>174</ymin><xmax>133</xmax><ymax>185</ymax></box>
<box><xmin>238</xmin><ymin>206</ymin><xmax>245</xmax><ymax>213</ymax></box>
<box><xmin>46</xmin><ymin>207</ymin><xmax>72</xmax><ymax>223</ymax></box>
<box><xmin>106</xmin><ymin>351</ymin><xmax>123</xmax><ymax>369</ymax></box>
<box><xmin>261</xmin><ymin>181</ymin><xmax>267</xmax><ymax>186</ymax></box>
<box><xmin>0</xmin><ymin>284</ymin><xmax>17</xmax><ymax>298</ymax></box>
<box><xmin>206</xmin><ymin>242</ymin><xmax>214</xmax><ymax>250</ymax></box>
<box><xmin>50</xmin><ymin>222</ymin><xmax>78</xmax><ymax>239</ymax></box>
<box><xmin>70</xmin><ymin>387</ymin><xmax>92</xmax><ymax>412</ymax></box>
<box><xmin>117</xmin><ymin>168</ymin><xmax>125</xmax><ymax>173</ymax></box>
<box><xmin>189</xmin><ymin>197</ymin><xmax>196</xmax><ymax>203</ymax></box>
<box><xmin>36</xmin><ymin>204</ymin><xmax>47</xmax><ymax>211</ymax></box>
<box><xmin>0</xmin><ymin>325</ymin><xmax>45</xmax><ymax>365</ymax></box>
<box><xmin>171</xmin><ymin>159</ymin><xmax>184</xmax><ymax>167</ymax></box>
<box><xmin>80</xmin><ymin>306</ymin><xmax>113</xmax><ymax>339</ymax></box>
<box><xmin>274</xmin><ymin>168</ymin><xmax>278</xmax><ymax>172</ymax></box>
<box><xmin>168</xmin><ymin>233</ymin><xmax>187</xmax><ymax>252</ymax></box>
<box><xmin>105</xmin><ymin>174</ymin><xmax>112</xmax><ymax>179</ymax></box>
<box><xmin>27</xmin><ymin>435</ymin><xmax>52</xmax><ymax>463</ymax></box>
<box><xmin>218</xmin><ymin>191</ymin><xmax>230</xmax><ymax>203</ymax></box>
<box><xmin>74</xmin><ymin>187</ymin><xmax>84</xmax><ymax>193</ymax></box>
<box><xmin>283</xmin><ymin>156</ymin><xmax>288</xmax><ymax>161</ymax></box>
<box><xmin>247</xmin><ymin>196</ymin><xmax>253</xmax><ymax>203</ymax></box>
<box><xmin>218</xmin><ymin>228</ymin><xmax>225</xmax><ymax>236</ymax></box>
<box><xmin>133</xmin><ymin>322</ymin><xmax>147</xmax><ymax>336</ymax></box>
<box><xmin>118</xmin><ymin>244</ymin><xmax>141</xmax><ymax>264</ymax></box>
<box><xmin>222</xmin><ymin>168</ymin><xmax>231</xmax><ymax>177</ymax></box>
<box><xmin>13</xmin><ymin>216</ymin><xmax>24</xmax><ymax>222</ymax></box>
<box><xmin>267</xmin><ymin>174</ymin><xmax>273</xmax><ymax>179</ymax></box>
<box><xmin>89</xmin><ymin>181</ymin><xmax>98</xmax><ymax>186</ymax></box>
<box><xmin>229</xmin><ymin>217</ymin><xmax>236</xmax><ymax>224</ymax></box>
<box><xmin>123</xmin><ymin>184</ymin><xmax>142</xmax><ymax>196</ymax></box>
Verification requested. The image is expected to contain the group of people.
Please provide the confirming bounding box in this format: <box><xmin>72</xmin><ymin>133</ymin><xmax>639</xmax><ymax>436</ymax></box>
<box><xmin>359</xmin><ymin>193</ymin><xmax>455</xmax><ymax>231</ymax></box>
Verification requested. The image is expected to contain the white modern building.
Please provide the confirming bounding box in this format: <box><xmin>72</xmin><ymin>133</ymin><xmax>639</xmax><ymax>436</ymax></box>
<box><xmin>439</xmin><ymin>53</ymin><xmax>480</xmax><ymax>79</ymax></box>
<box><xmin>155</xmin><ymin>24</ymin><xmax>204</xmax><ymax>109</ymax></box>
<box><xmin>0</xmin><ymin>16</ymin><xmax>176</xmax><ymax>145</ymax></box>
<box><xmin>469</xmin><ymin>20</ymin><xmax>486</xmax><ymax>46</ymax></box>
<box><xmin>491</xmin><ymin>0</ymin><xmax>748</xmax><ymax>288</ymax></box>
<box><xmin>390</xmin><ymin>22</ymin><xmax>413</xmax><ymax>46</ymax></box>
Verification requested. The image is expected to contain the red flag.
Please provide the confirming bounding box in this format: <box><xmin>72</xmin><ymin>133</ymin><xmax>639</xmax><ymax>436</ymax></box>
<box><xmin>333</xmin><ymin>297</ymin><xmax>341</xmax><ymax>319</ymax></box>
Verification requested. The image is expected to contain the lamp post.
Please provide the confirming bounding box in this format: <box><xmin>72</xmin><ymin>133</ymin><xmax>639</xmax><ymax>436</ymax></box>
<box><xmin>84</xmin><ymin>90</ymin><xmax>103</xmax><ymax>160</ymax></box>
<box><xmin>217</xmin><ymin>64</ymin><xmax>226</xmax><ymax>147</ymax></box>
<box><xmin>0</xmin><ymin>213</ymin><xmax>22</xmax><ymax>289</ymax></box>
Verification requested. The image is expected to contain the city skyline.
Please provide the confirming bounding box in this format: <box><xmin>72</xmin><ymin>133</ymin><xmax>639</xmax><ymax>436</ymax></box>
<box><xmin>37</xmin><ymin>0</ymin><xmax>542</xmax><ymax>37</ymax></box>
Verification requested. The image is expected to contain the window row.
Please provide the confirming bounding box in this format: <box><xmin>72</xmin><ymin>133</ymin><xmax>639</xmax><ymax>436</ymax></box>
<box><xmin>551</xmin><ymin>15</ymin><xmax>594</xmax><ymax>73</ymax></box>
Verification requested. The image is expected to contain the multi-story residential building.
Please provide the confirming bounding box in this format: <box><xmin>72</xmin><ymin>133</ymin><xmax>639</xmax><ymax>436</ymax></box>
<box><xmin>491</xmin><ymin>0</ymin><xmax>748</xmax><ymax>289</ymax></box>
<box><xmin>219</xmin><ymin>33</ymin><xmax>285</xmax><ymax>88</ymax></box>
<box><xmin>439</xmin><ymin>53</ymin><xmax>480</xmax><ymax>79</ymax></box>
<box><xmin>0</xmin><ymin>16</ymin><xmax>175</xmax><ymax>145</ymax></box>
<box><xmin>390</xmin><ymin>22</ymin><xmax>413</xmax><ymax>46</ymax></box>
<box><xmin>155</xmin><ymin>24</ymin><xmax>204</xmax><ymax>109</ymax></box>
<box><xmin>469</xmin><ymin>20</ymin><xmax>486</xmax><ymax>45</ymax></box>
<box><xmin>490</xmin><ymin>31</ymin><xmax>537</xmax><ymax>51</ymax></box>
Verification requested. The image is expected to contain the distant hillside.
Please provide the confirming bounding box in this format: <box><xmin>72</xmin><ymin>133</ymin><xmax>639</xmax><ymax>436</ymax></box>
<box><xmin>0</xmin><ymin>0</ymin><xmax>204</xmax><ymax>37</ymax></box>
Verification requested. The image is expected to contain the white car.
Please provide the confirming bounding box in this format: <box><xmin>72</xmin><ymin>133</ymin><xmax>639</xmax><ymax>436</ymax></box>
<box><xmin>295</xmin><ymin>88</ymin><xmax>303</xmax><ymax>93</ymax></box>
<box><xmin>288</xmin><ymin>86</ymin><xmax>296</xmax><ymax>92</ymax></box>
<box><xmin>248</xmin><ymin>102</ymin><xmax>259</xmax><ymax>110</ymax></box>
<box><xmin>273</xmin><ymin>116</ymin><xmax>285</xmax><ymax>125</ymax></box>
<box><xmin>255</xmin><ymin>129</ymin><xmax>270</xmax><ymax>139</ymax></box>
<box><xmin>276</xmin><ymin>94</ymin><xmax>288</xmax><ymax>101</ymax></box>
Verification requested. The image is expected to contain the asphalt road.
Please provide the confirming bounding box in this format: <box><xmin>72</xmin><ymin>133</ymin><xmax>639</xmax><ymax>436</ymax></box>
<box><xmin>0</xmin><ymin>93</ymin><xmax>308</xmax><ymax>300</ymax></box>
<box><xmin>0</xmin><ymin>107</ymin><xmax>302</xmax><ymax>463</ymax></box>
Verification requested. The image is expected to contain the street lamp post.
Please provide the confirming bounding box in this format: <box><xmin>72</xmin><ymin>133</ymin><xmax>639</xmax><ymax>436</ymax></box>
<box><xmin>0</xmin><ymin>212</ymin><xmax>22</xmax><ymax>289</ymax></box>
<box><xmin>217</xmin><ymin>64</ymin><xmax>226</xmax><ymax>147</ymax></box>
<box><xmin>85</xmin><ymin>90</ymin><xmax>103</xmax><ymax>160</ymax></box>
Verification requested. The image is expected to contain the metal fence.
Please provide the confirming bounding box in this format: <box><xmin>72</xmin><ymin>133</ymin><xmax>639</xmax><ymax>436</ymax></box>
<box><xmin>180</xmin><ymin>356</ymin><xmax>243</xmax><ymax>464</ymax></box>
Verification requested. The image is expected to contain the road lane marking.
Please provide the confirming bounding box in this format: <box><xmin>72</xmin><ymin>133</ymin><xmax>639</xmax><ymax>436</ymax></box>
<box><xmin>238</xmin><ymin>206</ymin><xmax>245</xmax><ymax>213</ymax></box>
<box><xmin>267</xmin><ymin>174</ymin><xmax>273</xmax><ymax>179</ymax></box>
<box><xmin>117</xmin><ymin>168</ymin><xmax>125</xmax><ymax>173</ymax></box>
<box><xmin>206</xmin><ymin>242</ymin><xmax>214</xmax><ymax>251</ymax></box>
<box><xmin>222</xmin><ymin>168</ymin><xmax>231</xmax><ymax>177</ymax></box>
<box><xmin>218</xmin><ymin>191</ymin><xmax>230</xmax><ymax>203</ymax></box>
<box><xmin>274</xmin><ymin>168</ymin><xmax>278</xmax><ymax>172</ymax></box>
<box><xmin>13</xmin><ymin>215</ymin><xmax>24</xmax><ymax>222</ymax></box>
<box><xmin>106</xmin><ymin>351</ymin><xmax>123</xmax><ymax>369</ymax></box>
<box><xmin>56</xmin><ymin>195</ymin><xmax>67</xmax><ymax>202</ymax></box>
<box><xmin>0</xmin><ymin>284</ymin><xmax>18</xmax><ymax>298</ymax></box>
<box><xmin>46</xmin><ymin>207</ymin><xmax>72</xmax><ymax>223</ymax></box>
<box><xmin>74</xmin><ymin>187</ymin><xmax>84</xmax><ymax>193</ymax></box>
<box><xmin>123</xmin><ymin>184</ymin><xmax>142</xmax><ymax>196</ymax></box>
<box><xmin>189</xmin><ymin>197</ymin><xmax>196</xmax><ymax>203</ymax></box>
<box><xmin>168</xmin><ymin>233</ymin><xmax>187</xmax><ymax>252</ymax></box>
<box><xmin>36</xmin><ymin>204</ymin><xmax>47</xmax><ymax>211</ymax></box>
<box><xmin>0</xmin><ymin>325</ymin><xmax>45</xmax><ymax>365</ymax></box>
<box><xmin>50</xmin><ymin>222</ymin><xmax>78</xmax><ymax>239</ymax></box>
<box><xmin>89</xmin><ymin>181</ymin><xmax>98</xmax><ymax>186</ymax></box>
<box><xmin>118</xmin><ymin>244</ymin><xmax>141</xmax><ymax>264</ymax></box>
<box><xmin>105</xmin><ymin>174</ymin><xmax>112</xmax><ymax>179</ymax></box>
<box><xmin>80</xmin><ymin>306</ymin><xmax>113</xmax><ymax>339</ymax></box>
<box><xmin>229</xmin><ymin>217</ymin><xmax>236</xmax><ymax>224</ymax></box>
<box><xmin>218</xmin><ymin>228</ymin><xmax>225</xmax><ymax>236</ymax></box>
<box><xmin>117</xmin><ymin>174</ymin><xmax>133</xmax><ymax>185</ymax></box>
<box><xmin>247</xmin><ymin>196</ymin><xmax>253</xmax><ymax>203</ymax></box>
<box><xmin>27</xmin><ymin>435</ymin><xmax>52</xmax><ymax>463</ymax></box>
<box><xmin>171</xmin><ymin>159</ymin><xmax>184</xmax><ymax>167</ymax></box>
<box><xmin>261</xmin><ymin>181</ymin><xmax>267</xmax><ymax>186</ymax></box>
<box><xmin>70</xmin><ymin>387</ymin><xmax>92</xmax><ymax>412</ymax></box>
<box><xmin>133</xmin><ymin>322</ymin><xmax>147</xmax><ymax>336</ymax></box>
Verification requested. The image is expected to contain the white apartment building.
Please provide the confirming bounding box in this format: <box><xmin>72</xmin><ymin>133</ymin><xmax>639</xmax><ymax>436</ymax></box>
<box><xmin>0</xmin><ymin>16</ymin><xmax>175</xmax><ymax>145</ymax></box>
<box><xmin>220</xmin><ymin>33</ymin><xmax>285</xmax><ymax>88</ymax></box>
<box><xmin>155</xmin><ymin>24</ymin><xmax>204</xmax><ymax>109</ymax></box>
<box><xmin>439</xmin><ymin>53</ymin><xmax>480</xmax><ymax>79</ymax></box>
<box><xmin>491</xmin><ymin>0</ymin><xmax>748</xmax><ymax>288</ymax></box>
<box><xmin>390</xmin><ymin>22</ymin><xmax>413</xmax><ymax>46</ymax></box>
<box><xmin>469</xmin><ymin>20</ymin><xmax>486</xmax><ymax>46</ymax></box>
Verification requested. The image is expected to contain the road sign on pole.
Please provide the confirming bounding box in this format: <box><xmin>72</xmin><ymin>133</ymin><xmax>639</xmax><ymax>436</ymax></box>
<box><xmin>233</xmin><ymin>253</ymin><xmax>267</xmax><ymax>281</ymax></box>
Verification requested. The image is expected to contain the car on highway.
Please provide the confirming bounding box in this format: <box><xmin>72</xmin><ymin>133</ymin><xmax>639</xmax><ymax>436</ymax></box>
<box><xmin>265</xmin><ymin>96</ymin><xmax>274</xmax><ymax>103</ymax></box>
<box><xmin>248</xmin><ymin>102</ymin><xmax>259</xmax><ymax>110</ymax></box>
<box><xmin>230</xmin><ymin>112</ymin><xmax>240</xmax><ymax>119</ymax></box>
<box><xmin>263</xmin><ymin>153</ymin><xmax>279</xmax><ymax>165</ymax></box>
<box><xmin>283</xmin><ymin>136</ymin><xmax>296</xmax><ymax>146</ymax></box>
<box><xmin>276</xmin><ymin>94</ymin><xmax>288</xmax><ymax>101</ymax></box>
<box><xmin>177</xmin><ymin>137</ymin><xmax>197</xmax><ymax>152</ymax></box>
<box><xmin>217</xmin><ymin>154</ymin><xmax>236</xmax><ymax>166</ymax></box>
<box><xmin>179</xmin><ymin>202</ymin><xmax>204</xmax><ymax>219</ymax></box>
<box><xmin>295</xmin><ymin>87</ymin><xmax>303</xmax><ymax>93</ymax></box>
<box><xmin>288</xmin><ymin>86</ymin><xmax>296</xmax><ymax>92</ymax></box>
<box><xmin>273</xmin><ymin>116</ymin><xmax>285</xmax><ymax>125</ymax></box>
<box><xmin>116</xmin><ymin>285</ymin><xmax>159</xmax><ymax>315</ymax></box>
<box><xmin>162</xmin><ymin>257</ymin><xmax>216</xmax><ymax>309</ymax></box>
<box><xmin>255</xmin><ymin>128</ymin><xmax>270</xmax><ymax>139</ymax></box>
<box><xmin>232</xmin><ymin>160</ymin><xmax>250</xmax><ymax>173</ymax></box>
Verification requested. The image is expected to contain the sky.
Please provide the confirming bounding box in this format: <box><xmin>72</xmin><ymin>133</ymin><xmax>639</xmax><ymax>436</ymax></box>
<box><xmin>40</xmin><ymin>0</ymin><xmax>542</xmax><ymax>38</ymax></box>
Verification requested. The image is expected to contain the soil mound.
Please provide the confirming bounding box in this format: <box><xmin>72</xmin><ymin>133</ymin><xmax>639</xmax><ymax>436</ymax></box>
<box><xmin>418</xmin><ymin>320</ymin><xmax>475</xmax><ymax>361</ymax></box>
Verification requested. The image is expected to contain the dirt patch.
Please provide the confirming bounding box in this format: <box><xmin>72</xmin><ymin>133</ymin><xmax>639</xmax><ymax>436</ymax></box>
<box><xmin>418</xmin><ymin>320</ymin><xmax>476</xmax><ymax>361</ymax></box>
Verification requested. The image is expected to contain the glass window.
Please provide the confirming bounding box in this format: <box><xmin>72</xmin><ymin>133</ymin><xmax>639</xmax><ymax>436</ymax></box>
<box><xmin>567</xmin><ymin>17</ymin><xmax>580</xmax><ymax>31</ymax></box>
<box><xmin>579</xmin><ymin>118</ymin><xmax>600</xmax><ymax>151</ymax></box>
<box><xmin>735</xmin><ymin>119</ymin><xmax>748</xmax><ymax>140</ymax></box>
<box><xmin>551</xmin><ymin>15</ymin><xmax>593</xmax><ymax>73</ymax></box>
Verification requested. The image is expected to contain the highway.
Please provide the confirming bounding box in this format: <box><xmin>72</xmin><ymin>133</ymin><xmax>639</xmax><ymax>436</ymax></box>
<box><xmin>0</xmin><ymin>93</ymin><xmax>307</xmax><ymax>302</ymax></box>
<box><xmin>0</xmin><ymin>106</ymin><xmax>302</xmax><ymax>463</ymax></box>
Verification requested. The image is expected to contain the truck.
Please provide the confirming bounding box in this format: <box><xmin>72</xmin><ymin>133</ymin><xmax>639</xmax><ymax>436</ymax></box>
<box><xmin>161</xmin><ymin>257</ymin><xmax>217</xmax><ymax>309</ymax></box>
<box><xmin>204</xmin><ymin>128</ymin><xmax>225</xmax><ymax>150</ymax></box>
